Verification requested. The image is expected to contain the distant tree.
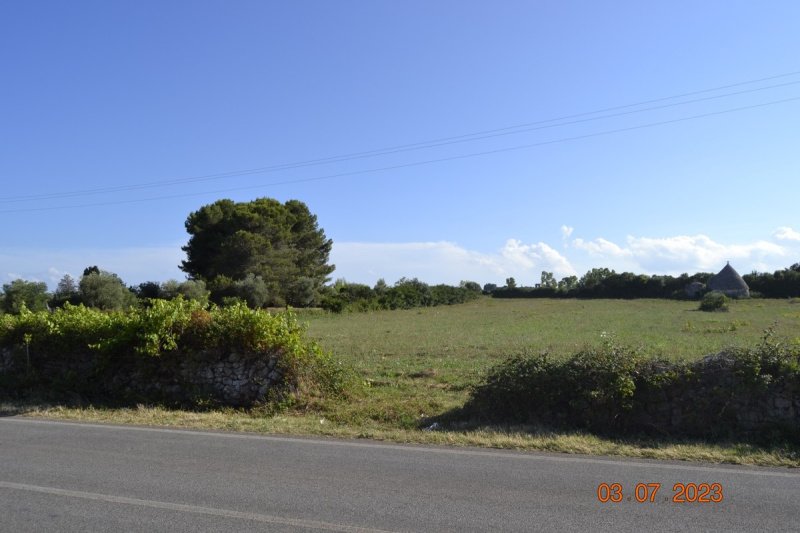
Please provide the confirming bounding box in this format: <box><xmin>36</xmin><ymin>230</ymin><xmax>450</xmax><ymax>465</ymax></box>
<box><xmin>136</xmin><ymin>281</ymin><xmax>163</xmax><ymax>299</ymax></box>
<box><xmin>79</xmin><ymin>271</ymin><xmax>137</xmax><ymax>310</ymax></box>
<box><xmin>180</xmin><ymin>198</ymin><xmax>334</xmax><ymax>306</ymax></box>
<box><xmin>2</xmin><ymin>279</ymin><xmax>49</xmax><ymax>313</ymax></box>
<box><xmin>373</xmin><ymin>278</ymin><xmax>388</xmax><ymax>294</ymax></box>
<box><xmin>505</xmin><ymin>277</ymin><xmax>517</xmax><ymax>289</ymax></box>
<box><xmin>540</xmin><ymin>271</ymin><xmax>557</xmax><ymax>289</ymax></box>
<box><xmin>51</xmin><ymin>274</ymin><xmax>81</xmax><ymax>308</ymax></box>
<box><xmin>56</xmin><ymin>274</ymin><xmax>78</xmax><ymax>296</ymax></box>
<box><xmin>83</xmin><ymin>265</ymin><xmax>100</xmax><ymax>277</ymax></box>
<box><xmin>482</xmin><ymin>283</ymin><xmax>498</xmax><ymax>294</ymax></box>
<box><xmin>174</xmin><ymin>279</ymin><xmax>210</xmax><ymax>305</ymax></box>
<box><xmin>579</xmin><ymin>268</ymin><xmax>615</xmax><ymax>291</ymax></box>
<box><xmin>382</xmin><ymin>278</ymin><xmax>432</xmax><ymax>309</ymax></box>
<box><xmin>558</xmin><ymin>276</ymin><xmax>578</xmax><ymax>292</ymax></box>
<box><xmin>460</xmin><ymin>280</ymin><xmax>482</xmax><ymax>293</ymax></box>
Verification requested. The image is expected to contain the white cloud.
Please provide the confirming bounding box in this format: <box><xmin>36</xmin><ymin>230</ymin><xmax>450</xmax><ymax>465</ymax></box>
<box><xmin>774</xmin><ymin>226</ymin><xmax>800</xmax><ymax>241</ymax></box>
<box><xmin>572</xmin><ymin>237</ymin><xmax>633</xmax><ymax>258</ymax></box>
<box><xmin>500</xmin><ymin>239</ymin><xmax>576</xmax><ymax>276</ymax></box>
<box><xmin>570</xmin><ymin>233</ymin><xmax>789</xmax><ymax>274</ymax></box>
<box><xmin>331</xmin><ymin>239</ymin><xmax>576</xmax><ymax>286</ymax></box>
<box><xmin>626</xmin><ymin>235</ymin><xmax>784</xmax><ymax>271</ymax></box>
<box><xmin>560</xmin><ymin>225</ymin><xmax>574</xmax><ymax>239</ymax></box>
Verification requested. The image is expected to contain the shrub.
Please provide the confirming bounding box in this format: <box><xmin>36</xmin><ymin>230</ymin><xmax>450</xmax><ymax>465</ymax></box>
<box><xmin>460</xmin><ymin>280</ymin><xmax>482</xmax><ymax>293</ymax></box>
<box><xmin>700</xmin><ymin>291</ymin><xmax>729</xmax><ymax>312</ymax></box>
<box><xmin>466</xmin><ymin>331</ymin><xmax>800</xmax><ymax>441</ymax></box>
<box><xmin>467</xmin><ymin>335</ymin><xmax>642</xmax><ymax>432</ymax></box>
<box><xmin>159</xmin><ymin>279</ymin><xmax>210</xmax><ymax>305</ymax></box>
<box><xmin>0</xmin><ymin>300</ymin><xmax>351</xmax><ymax>406</ymax></box>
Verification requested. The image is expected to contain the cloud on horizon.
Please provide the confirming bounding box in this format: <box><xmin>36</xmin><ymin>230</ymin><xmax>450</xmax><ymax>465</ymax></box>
<box><xmin>775</xmin><ymin>226</ymin><xmax>800</xmax><ymax>241</ymax></box>
<box><xmin>331</xmin><ymin>239</ymin><xmax>577</xmax><ymax>285</ymax></box>
<box><xmin>2</xmin><ymin>227</ymin><xmax>799</xmax><ymax>289</ymax></box>
<box><xmin>571</xmin><ymin>233</ymin><xmax>788</xmax><ymax>274</ymax></box>
<box><xmin>333</xmin><ymin>228</ymin><xmax>800</xmax><ymax>284</ymax></box>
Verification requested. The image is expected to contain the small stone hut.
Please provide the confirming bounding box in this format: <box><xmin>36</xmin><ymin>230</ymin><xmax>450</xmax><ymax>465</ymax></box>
<box><xmin>685</xmin><ymin>281</ymin><xmax>705</xmax><ymax>298</ymax></box>
<box><xmin>707</xmin><ymin>262</ymin><xmax>750</xmax><ymax>298</ymax></box>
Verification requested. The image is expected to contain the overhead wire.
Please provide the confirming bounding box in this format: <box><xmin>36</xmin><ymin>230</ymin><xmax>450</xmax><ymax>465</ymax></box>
<box><xmin>1</xmin><ymin>93</ymin><xmax>798</xmax><ymax>214</ymax></box>
<box><xmin>1</xmin><ymin>70</ymin><xmax>799</xmax><ymax>204</ymax></box>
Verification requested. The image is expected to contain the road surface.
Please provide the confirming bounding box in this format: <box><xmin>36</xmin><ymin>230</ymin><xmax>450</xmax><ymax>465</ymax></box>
<box><xmin>0</xmin><ymin>417</ymin><xmax>798</xmax><ymax>532</ymax></box>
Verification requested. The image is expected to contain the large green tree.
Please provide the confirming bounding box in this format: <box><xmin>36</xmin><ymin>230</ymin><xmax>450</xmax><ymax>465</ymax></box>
<box><xmin>180</xmin><ymin>198</ymin><xmax>334</xmax><ymax>306</ymax></box>
<box><xmin>2</xmin><ymin>279</ymin><xmax>49</xmax><ymax>313</ymax></box>
<box><xmin>79</xmin><ymin>270</ymin><xmax>137</xmax><ymax>310</ymax></box>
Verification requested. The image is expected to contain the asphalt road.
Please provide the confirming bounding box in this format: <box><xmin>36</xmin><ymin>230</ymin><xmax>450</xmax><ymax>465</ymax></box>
<box><xmin>0</xmin><ymin>417</ymin><xmax>798</xmax><ymax>532</ymax></box>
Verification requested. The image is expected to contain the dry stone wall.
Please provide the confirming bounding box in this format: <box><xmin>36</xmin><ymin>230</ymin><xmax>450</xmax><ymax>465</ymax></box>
<box><xmin>0</xmin><ymin>346</ymin><xmax>283</xmax><ymax>407</ymax></box>
<box><xmin>629</xmin><ymin>353</ymin><xmax>799</xmax><ymax>437</ymax></box>
<box><xmin>468</xmin><ymin>349</ymin><xmax>799</xmax><ymax>440</ymax></box>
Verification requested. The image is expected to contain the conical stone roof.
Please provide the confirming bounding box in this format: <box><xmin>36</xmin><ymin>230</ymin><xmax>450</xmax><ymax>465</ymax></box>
<box><xmin>707</xmin><ymin>262</ymin><xmax>750</xmax><ymax>298</ymax></box>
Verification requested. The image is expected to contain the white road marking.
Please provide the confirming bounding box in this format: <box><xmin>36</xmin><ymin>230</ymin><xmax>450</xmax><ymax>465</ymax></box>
<box><xmin>0</xmin><ymin>480</ymin><xmax>396</xmax><ymax>533</ymax></box>
<box><xmin>2</xmin><ymin>417</ymin><xmax>798</xmax><ymax>478</ymax></box>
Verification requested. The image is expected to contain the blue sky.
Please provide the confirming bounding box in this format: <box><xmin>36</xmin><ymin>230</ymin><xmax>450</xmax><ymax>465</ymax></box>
<box><xmin>2</xmin><ymin>1</ymin><xmax>799</xmax><ymax>288</ymax></box>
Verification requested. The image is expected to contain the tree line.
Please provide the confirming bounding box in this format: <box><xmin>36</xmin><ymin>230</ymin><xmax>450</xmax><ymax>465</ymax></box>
<box><xmin>488</xmin><ymin>264</ymin><xmax>800</xmax><ymax>300</ymax></box>
<box><xmin>4</xmin><ymin>196</ymin><xmax>799</xmax><ymax>314</ymax></box>
<box><xmin>0</xmin><ymin>269</ymin><xmax>482</xmax><ymax>315</ymax></box>
<box><xmin>1</xmin><ymin>267</ymin><xmax>211</xmax><ymax>314</ymax></box>
<box><xmin>320</xmin><ymin>278</ymin><xmax>481</xmax><ymax>312</ymax></box>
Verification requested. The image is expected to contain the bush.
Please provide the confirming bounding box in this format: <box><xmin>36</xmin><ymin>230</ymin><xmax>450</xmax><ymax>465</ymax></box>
<box><xmin>460</xmin><ymin>280</ymin><xmax>482</xmax><ymax>293</ymax></box>
<box><xmin>700</xmin><ymin>291</ymin><xmax>729</xmax><ymax>312</ymax></box>
<box><xmin>0</xmin><ymin>300</ymin><xmax>351</xmax><ymax>406</ymax></box>
<box><xmin>467</xmin><ymin>335</ymin><xmax>642</xmax><ymax>432</ymax></box>
<box><xmin>465</xmin><ymin>332</ymin><xmax>800</xmax><ymax>441</ymax></box>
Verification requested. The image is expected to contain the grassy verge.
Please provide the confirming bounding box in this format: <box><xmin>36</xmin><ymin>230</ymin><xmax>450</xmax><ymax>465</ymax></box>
<box><xmin>3</xmin><ymin>403</ymin><xmax>798</xmax><ymax>468</ymax></box>
<box><xmin>4</xmin><ymin>297</ymin><xmax>799</xmax><ymax>467</ymax></box>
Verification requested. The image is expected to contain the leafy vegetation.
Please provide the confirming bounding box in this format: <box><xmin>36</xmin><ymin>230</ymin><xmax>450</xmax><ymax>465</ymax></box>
<box><xmin>492</xmin><ymin>268</ymin><xmax>711</xmax><ymax>299</ymax></box>
<box><xmin>180</xmin><ymin>197</ymin><xmax>334</xmax><ymax>307</ymax></box>
<box><xmin>744</xmin><ymin>263</ymin><xmax>800</xmax><ymax>297</ymax></box>
<box><xmin>464</xmin><ymin>337</ymin><xmax>643</xmax><ymax>431</ymax></box>
<box><xmin>1</xmin><ymin>279</ymin><xmax>49</xmax><ymax>313</ymax></box>
<box><xmin>78</xmin><ymin>269</ymin><xmax>138</xmax><ymax>310</ymax></box>
<box><xmin>700</xmin><ymin>291</ymin><xmax>729</xmax><ymax>312</ymax></box>
<box><xmin>488</xmin><ymin>263</ymin><xmax>800</xmax><ymax>300</ymax></box>
<box><xmin>0</xmin><ymin>299</ymin><xmax>349</xmax><ymax>406</ymax></box>
<box><xmin>320</xmin><ymin>278</ymin><xmax>481</xmax><ymax>313</ymax></box>
<box><xmin>465</xmin><ymin>330</ymin><xmax>800</xmax><ymax>441</ymax></box>
<box><xmin>135</xmin><ymin>279</ymin><xmax>210</xmax><ymax>305</ymax></box>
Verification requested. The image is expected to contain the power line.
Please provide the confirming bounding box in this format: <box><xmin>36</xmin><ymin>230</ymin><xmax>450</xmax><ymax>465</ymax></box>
<box><xmin>1</xmin><ymin>70</ymin><xmax>799</xmax><ymax>204</ymax></box>
<box><xmin>2</xmin><ymin>94</ymin><xmax>798</xmax><ymax>215</ymax></box>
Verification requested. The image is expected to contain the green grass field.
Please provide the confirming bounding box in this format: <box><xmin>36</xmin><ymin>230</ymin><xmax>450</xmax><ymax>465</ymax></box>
<box><xmin>8</xmin><ymin>297</ymin><xmax>800</xmax><ymax>466</ymax></box>
<box><xmin>300</xmin><ymin>297</ymin><xmax>800</xmax><ymax>427</ymax></box>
